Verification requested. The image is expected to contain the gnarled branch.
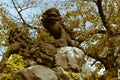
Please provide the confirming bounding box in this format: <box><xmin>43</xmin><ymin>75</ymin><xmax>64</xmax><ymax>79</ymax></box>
<box><xmin>96</xmin><ymin>0</ymin><xmax>112</xmax><ymax>34</ymax></box>
<box><xmin>11</xmin><ymin>0</ymin><xmax>38</xmax><ymax>29</ymax></box>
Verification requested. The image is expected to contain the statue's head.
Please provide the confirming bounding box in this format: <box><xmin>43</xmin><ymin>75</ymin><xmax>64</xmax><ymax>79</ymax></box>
<box><xmin>43</xmin><ymin>8</ymin><xmax>61</xmax><ymax>16</ymax></box>
<box><xmin>41</xmin><ymin>8</ymin><xmax>62</xmax><ymax>23</ymax></box>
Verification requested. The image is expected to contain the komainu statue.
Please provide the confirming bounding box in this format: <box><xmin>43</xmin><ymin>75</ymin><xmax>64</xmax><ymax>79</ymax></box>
<box><xmin>41</xmin><ymin>8</ymin><xmax>73</xmax><ymax>47</ymax></box>
<box><xmin>0</xmin><ymin>8</ymin><xmax>85</xmax><ymax>80</ymax></box>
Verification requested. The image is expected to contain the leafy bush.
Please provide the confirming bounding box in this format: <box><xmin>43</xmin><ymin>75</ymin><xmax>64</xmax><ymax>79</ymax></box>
<box><xmin>0</xmin><ymin>54</ymin><xmax>25</xmax><ymax>80</ymax></box>
<box><xmin>37</xmin><ymin>29</ymin><xmax>55</xmax><ymax>43</ymax></box>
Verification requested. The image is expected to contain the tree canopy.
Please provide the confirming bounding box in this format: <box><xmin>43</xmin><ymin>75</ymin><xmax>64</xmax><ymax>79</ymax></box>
<box><xmin>0</xmin><ymin>0</ymin><xmax>120</xmax><ymax>79</ymax></box>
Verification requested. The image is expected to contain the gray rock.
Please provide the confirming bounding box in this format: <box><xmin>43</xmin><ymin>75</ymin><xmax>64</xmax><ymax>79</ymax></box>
<box><xmin>55</xmin><ymin>47</ymin><xmax>85</xmax><ymax>72</ymax></box>
<box><xmin>10</xmin><ymin>65</ymin><xmax>58</xmax><ymax>80</ymax></box>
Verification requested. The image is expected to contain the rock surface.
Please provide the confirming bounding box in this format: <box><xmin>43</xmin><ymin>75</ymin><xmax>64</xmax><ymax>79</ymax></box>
<box><xmin>10</xmin><ymin>65</ymin><xmax>58</xmax><ymax>80</ymax></box>
<box><xmin>55</xmin><ymin>47</ymin><xmax>85</xmax><ymax>72</ymax></box>
<box><xmin>9</xmin><ymin>47</ymin><xmax>85</xmax><ymax>80</ymax></box>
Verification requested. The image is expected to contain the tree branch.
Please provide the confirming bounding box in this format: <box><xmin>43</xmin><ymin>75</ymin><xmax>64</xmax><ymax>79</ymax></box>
<box><xmin>11</xmin><ymin>0</ymin><xmax>26</xmax><ymax>24</ymax></box>
<box><xmin>14</xmin><ymin>0</ymin><xmax>23</xmax><ymax>12</ymax></box>
<box><xmin>96</xmin><ymin>0</ymin><xmax>112</xmax><ymax>34</ymax></box>
<box><xmin>11</xmin><ymin>0</ymin><xmax>39</xmax><ymax>29</ymax></box>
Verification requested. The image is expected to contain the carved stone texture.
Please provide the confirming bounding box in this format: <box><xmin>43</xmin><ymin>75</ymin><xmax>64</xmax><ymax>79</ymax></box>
<box><xmin>41</xmin><ymin>8</ymin><xmax>73</xmax><ymax>48</ymax></box>
<box><xmin>0</xmin><ymin>28</ymin><xmax>35</xmax><ymax>66</ymax></box>
<box><xmin>8</xmin><ymin>28</ymin><xmax>57</xmax><ymax>67</ymax></box>
<box><xmin>9</xmin><ymin>47</ymin><xmax>85</xmax><ymax>80</ymax></box>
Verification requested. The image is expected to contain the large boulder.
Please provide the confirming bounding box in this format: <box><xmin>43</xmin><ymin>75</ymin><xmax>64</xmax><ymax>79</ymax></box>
<box><xmin>10</xmin><ymin>47</ymin><xmax>85</xmax><ymax>80</ymax></box>
<box><xmin>10</xmin><ymin>65</ymin><xmax>58</xmax><ymax>80</ymax></box>
<box><xmin>55</xmin><ymin>47</ymin><xmax>85</xmax><ymax>72</ymax></box>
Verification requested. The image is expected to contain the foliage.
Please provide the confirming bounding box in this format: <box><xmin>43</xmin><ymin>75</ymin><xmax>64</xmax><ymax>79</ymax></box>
<box><xmin>84</xmin><ymin>68</ymin><xmax>118</xmax><ymax>80</ymax></box>
<box><xmin>63</xmin><ymin>70</ymin><xmax>80</xmax><ymax>80</ymax></box>
<box><xmin>84</xmin><ymin>69</ymin><xmax>99</xmax><ymax>80</ymax></box>
<box><xmin>99</xmin><ymin>68</ymin><xmax>118</xmax><ymax>80</ymax></box>
<box><xmin>0</xmin><ymin>0</ymin><xmax>120</xmax><ymax>79</ymax></box>
<box><xmin>0</xmin><ymin>54</ymin><xmax>25</xmax><ymax>80</ymax></box>
<box><xmin>36</xmin><ymin>28</ymin><xmax>55</xmax><ymax>43</ymax></box>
